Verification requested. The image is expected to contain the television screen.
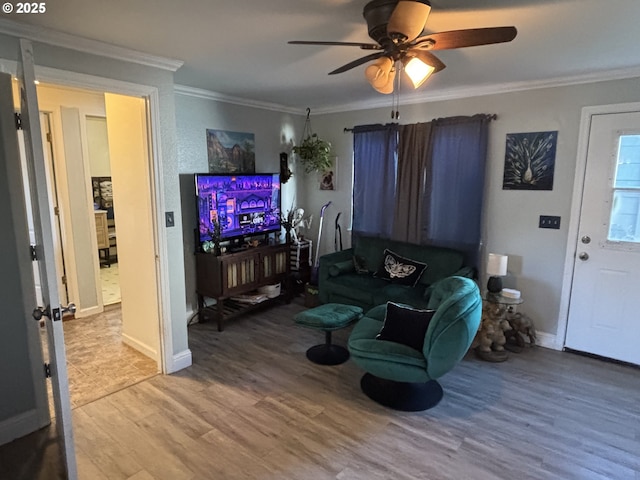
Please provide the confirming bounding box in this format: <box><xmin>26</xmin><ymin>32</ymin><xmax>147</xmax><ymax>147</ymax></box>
<box><xmin>195</xmin><ymin>173</ymin><xmax>281</xmax><ymax>244</ymax></box>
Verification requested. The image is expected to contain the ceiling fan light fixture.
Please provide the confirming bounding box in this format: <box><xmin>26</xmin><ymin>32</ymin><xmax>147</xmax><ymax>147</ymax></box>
<box><xmin>365</xmin><ymin>57</ymin><xmax>396</xmax><ymax>94</ymax></box>
<box><xmin>404</xmin><ymin>56</ymin><xmax>435</xmax><ymax>89</ymax></box>
<box><xmin>387</xmin><ymin>0</ymin><xmax>432</xmax><ymax>43</ymax></box>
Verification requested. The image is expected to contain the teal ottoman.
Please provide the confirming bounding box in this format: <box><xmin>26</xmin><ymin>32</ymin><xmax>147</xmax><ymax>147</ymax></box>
<box><xmin>294</xmin><ymin>303</ymin><xmax>363</xmax><ymax>365</ymax></box>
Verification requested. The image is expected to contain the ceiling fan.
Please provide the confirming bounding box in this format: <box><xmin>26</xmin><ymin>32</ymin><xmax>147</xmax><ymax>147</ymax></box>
<box><xmin>289</xmin><ymin>0</ymin><xmax>517</xmax><ymax>94</ymax></box>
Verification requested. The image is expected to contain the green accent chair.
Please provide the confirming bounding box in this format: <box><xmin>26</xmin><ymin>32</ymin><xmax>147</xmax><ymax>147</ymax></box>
<box><xmin>348</xmin><ymin>276</ymin><xmax>482</xmax><ymax>411</ymax></box>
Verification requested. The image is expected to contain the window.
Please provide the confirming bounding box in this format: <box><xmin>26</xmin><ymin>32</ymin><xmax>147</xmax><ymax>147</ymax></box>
<box><xmin>608</xmin><ymin>135</ymin><xmax>640</xmax><ymax>243</ymax></box>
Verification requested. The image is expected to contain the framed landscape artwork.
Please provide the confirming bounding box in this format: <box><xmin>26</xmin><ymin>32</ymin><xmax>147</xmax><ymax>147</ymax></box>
<box><xmin>503</xmin><ymin>131</ymin><xmax>558</xmax><ymax>191</ymax></box>
<box><xmin>206</xmin><ymin>129</ymin><xmax>255</xmax><ymax>173</ymax></box>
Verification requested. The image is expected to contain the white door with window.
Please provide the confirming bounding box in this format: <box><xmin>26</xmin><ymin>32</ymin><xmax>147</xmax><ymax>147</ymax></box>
<box><xmin>565</xmin><ymin>106</ymin><xmax>640</xmax><ymax>366</ymax></box>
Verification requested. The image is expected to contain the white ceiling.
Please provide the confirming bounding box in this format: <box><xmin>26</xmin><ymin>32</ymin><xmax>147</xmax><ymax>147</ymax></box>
<box><xmin>6</xmin><ymin>0</ymin><xmax>640</xmax><ymax>113</ymax></box>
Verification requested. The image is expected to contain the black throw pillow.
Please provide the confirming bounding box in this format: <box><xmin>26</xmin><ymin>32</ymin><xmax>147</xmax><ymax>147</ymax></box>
<box><xmin>376</xmin><ymin>302</ymin><xmax>436</xmax><ymax>352</ymax></box>
<box><xmin>374</xmin><ymin>249</ymin><xmax>428</xmax><ymax>287</ymax></box>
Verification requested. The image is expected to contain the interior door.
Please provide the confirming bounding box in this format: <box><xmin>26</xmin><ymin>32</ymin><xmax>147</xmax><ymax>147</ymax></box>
<box><xmin>565</xmin><ymin>109</ymin><xmax>640</xmax><ymax>366</ymax></box>
<box><xmin>40</xmin><ymin>112</ymin><xmax>69</xmax><ymax>305</ymax></box>
<box><xmin>18</xmin><ymin>39</ymin><xmax>78</xmax><ymax>478</ymax></box>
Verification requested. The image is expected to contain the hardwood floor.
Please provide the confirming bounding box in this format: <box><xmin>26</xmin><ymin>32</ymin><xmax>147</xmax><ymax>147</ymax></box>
<box><xmin>2</xmin><ymin>299</ymin><xmax>639</xmax><ymax>479</ymax></box>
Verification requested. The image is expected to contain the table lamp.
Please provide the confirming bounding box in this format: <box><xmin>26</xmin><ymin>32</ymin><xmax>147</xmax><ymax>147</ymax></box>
<box><xmin>487</xmin><ymin>253</ymin><xmax>508</xmax><ymax>294</ymax></box>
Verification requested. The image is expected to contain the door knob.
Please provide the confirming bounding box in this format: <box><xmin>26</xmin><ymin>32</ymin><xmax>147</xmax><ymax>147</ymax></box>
<box><xmin>61</xmin><ymin>303</ymin><xmax>76</xmax><ymax>315</ymax></box>
<box><xmin>32</xmin><ymin>305</ymin><xmax>50</xmax><ymax>321</ymax></box>
<box><xmin>578</xmin><ymin>252</ymin><xmax>589</xmax><ymax>261</ymax></box>
<box><xmin>581</xmin><ymin>235</ymin><xmax>591</xmax><ymax>244</ymax></box>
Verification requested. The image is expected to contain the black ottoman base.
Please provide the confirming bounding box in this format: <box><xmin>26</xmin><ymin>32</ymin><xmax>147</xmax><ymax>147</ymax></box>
<box><xmin>306</xmin><ymin>343</ymin><xmax>350</xmax><ymax>365</ymax></box>
<box><xmin>360</xmin><ymin>373</ymin><xmax>443</xmax><ymax>411</ymax></box>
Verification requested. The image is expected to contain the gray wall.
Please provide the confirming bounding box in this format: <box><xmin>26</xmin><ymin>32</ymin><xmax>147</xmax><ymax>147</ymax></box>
<box><xmin>175</xmin><ymin>92</ymin><xmax>305</xmax><ymax>313</ymax></box>
<box><xmin>299</xmin><ymin>77</ymin><xmax>640</xmax><ymax>341</ymax></box>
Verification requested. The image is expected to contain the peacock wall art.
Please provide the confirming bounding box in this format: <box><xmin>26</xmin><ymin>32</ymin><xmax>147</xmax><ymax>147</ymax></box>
<box><xmin>502</xmin><ymin>131</ymin><xmax>558</xmax><ymax>190</ymax></box>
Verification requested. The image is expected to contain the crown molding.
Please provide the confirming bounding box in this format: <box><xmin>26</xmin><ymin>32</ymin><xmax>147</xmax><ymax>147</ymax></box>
<box><xmin>314</xmin><ymin>65</ymin><xmax>640</xmax><ymax>115</ymax></box>
<box><xmin>174</xmin><ymin>85</ymin><xmax>304</xmax><ymax>115</ymax></box>
<box><xmin>0</xmin><ymin>18</ymin><xmax>183</xmax><ymax>72</ymax></box>
<box><xmin>0</xmin><ymin>58</ymin><xmax>158</xmax><ymax>97</ymax></box>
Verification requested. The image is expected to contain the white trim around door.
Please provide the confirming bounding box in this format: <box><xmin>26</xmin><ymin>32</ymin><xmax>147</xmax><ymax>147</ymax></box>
<box><xmin>557</xmin><ymin>101</ymin><xmax>640</xmax><ymax>350</ymax></box>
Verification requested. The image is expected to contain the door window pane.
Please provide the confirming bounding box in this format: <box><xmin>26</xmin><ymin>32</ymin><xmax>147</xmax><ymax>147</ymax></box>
<box><xmin>615</xmin><ymin>135</ymin><xmax>640</xmax><ymax>188</ymax></box>
<box><xmin>608</xmin><ymin>191</ymin><xmax>640</xmax><ymax>242</ymax></box>
<box><xmin>609</xmin><ymin>135</ymin><xmax>640</xmax><ymax>243</ymax></box>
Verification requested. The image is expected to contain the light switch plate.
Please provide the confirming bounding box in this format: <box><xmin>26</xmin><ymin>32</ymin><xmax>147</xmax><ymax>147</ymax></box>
<box><xmin>539</xmin><ymin>215</ymin><xmax>560</xmax><ymax>229</ymax></box>
<box><xmin>165</xmin><ymin>211</ymin><xmax>175</xmax><ymax>228</ymax></box>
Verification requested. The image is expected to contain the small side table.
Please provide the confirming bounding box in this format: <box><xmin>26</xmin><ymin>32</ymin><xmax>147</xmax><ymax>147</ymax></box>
<box><xmin>475</xmin><ymin>292</ymin><xmax>523</xmax><ymax>362</ymax></box>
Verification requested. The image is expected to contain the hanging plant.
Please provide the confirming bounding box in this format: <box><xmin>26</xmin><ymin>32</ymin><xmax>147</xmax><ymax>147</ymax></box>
<box><xmin>293</xmin><ymin>134</ymin><xmax>333</xmax><ymax>173</ymax></box>
<box><xmin>292</xmin><ymin>108</ymin><xmax>333</xmax><ymax>174</ymax></box>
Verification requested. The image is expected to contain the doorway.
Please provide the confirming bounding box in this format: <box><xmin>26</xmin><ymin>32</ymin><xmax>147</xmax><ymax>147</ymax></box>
<box><xmin>19</xmin><ymin>82</ymin><xmax>161</xmax><ymax>408</ymax></box>
<box><xmin>86</xmin><ymin>116</ymin><xmax>121</xmax><ymax>306</ymax></box>
<box><xmin>562</xmin><ymin>103</ymin><xmax>640</xmax><ymax>366</ymax></box>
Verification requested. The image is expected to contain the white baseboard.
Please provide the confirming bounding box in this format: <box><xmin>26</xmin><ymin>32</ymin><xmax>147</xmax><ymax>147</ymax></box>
<box><xmin>536</xmin><ymin>331</ymin><xmax>561</xmax><ymax>350</ymax></box>
<box><xmin>74</xmin><ymin>304</ymin><xmax>103</xmax><ymax>319</ymax></box>
<box><xmin>168</xmin><ymin>349</ymin><xmax>192</xmax><ymax>373</ymax></box>
<box><xmin>0</xmin><ymin>409</ymin><xmax>46</xmax><ymax>446</ymax></box>
<box><xmin>186</xmin><ymin>308</ymin><xmax>199</xmax><ymax>325</ymax></box>
<box><xmin>122</xmin><ymin>333</ymin><xmax>158</xmax><ymax>361</ymax></box>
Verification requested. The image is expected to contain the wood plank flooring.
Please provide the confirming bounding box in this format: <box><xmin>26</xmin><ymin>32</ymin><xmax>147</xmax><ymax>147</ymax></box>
<box><xmin>2</xmin><ymin>299</ymin><xmax>639</xmax><ymax>479</ymax></box>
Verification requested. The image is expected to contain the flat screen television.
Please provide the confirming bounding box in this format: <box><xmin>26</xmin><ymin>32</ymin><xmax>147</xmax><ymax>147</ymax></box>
<box><xmin>195</xmin><ymin>173</ymin><xmax>281</xmax><ymax>245</ymax></box>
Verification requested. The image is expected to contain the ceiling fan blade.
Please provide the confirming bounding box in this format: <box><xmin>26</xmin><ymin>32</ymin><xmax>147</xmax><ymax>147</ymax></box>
<box><xmin>408</xmin><ymin>50</ymin><xmax>446</xmax><ymax>73</ymax></box>
<box><xmin>288</xmin><ymin>40</ymin><xmax>381</xmax><ymax>50</ymax></box>
<box><xmin>329</xmin><ymin>52</ymin><xmax>387</xmax><ymax>75</ymax></box>
<box><xmin>415</xmin><ymin>26</ymin><xmax>517</xmax><ymax>51</ymax></box>
<box><xmin>387</xmin><ymin>0</ymin><xmax>432</xmax><ymax>43</ymax></box>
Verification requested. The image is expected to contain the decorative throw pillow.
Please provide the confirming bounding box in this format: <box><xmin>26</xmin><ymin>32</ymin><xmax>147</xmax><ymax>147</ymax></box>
<box><xmin>328</xmin><ymin>260</ymin><xmax>355</xmax><ymax>277</ymax></box>
<box><xmin>353</xmin><ymin>255</ymin><xmax>370</xmax><ymax>274</ymax></box>
<box><xmin>374</xmin><ymin>249</ymin><xmax>428</xmax><ymax>287</ymax></box>
<box><xmin>376</xmin><ymin>302</ymin><xmax>436</xmax><ymax>352</ymax></box>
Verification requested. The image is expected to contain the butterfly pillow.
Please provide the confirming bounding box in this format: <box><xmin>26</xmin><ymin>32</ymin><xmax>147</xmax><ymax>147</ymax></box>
<box><xmin>374</xmin><ymin>249</ymin><xmax>428</xmax><ymax>287</ymax></box>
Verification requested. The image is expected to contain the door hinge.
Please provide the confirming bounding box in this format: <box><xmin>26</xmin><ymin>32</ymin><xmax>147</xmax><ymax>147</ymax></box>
<box><xmin>15</xmin><ymin>112</ymin><xmax>22</xmax><ymax>130</ymax></box>
<box><xmin>30</xmin><ymin>244</ymin><xmax>38</xmax><ymax>261</ymax></box>
<box><xmin>44</xmin><ymin>363</ymin><xmax>51</xmax><ymax>378</ymax></box>
<box><xmin>46</xmin><ymin>132</ymin><xmax>52</xmax><ymax>143</ymax></box>
<box><xmin>61</xmin><ymin>275</ymin><xmax>67</xmax><ymax>285</ymax></box>
<box><xmin>54</xmin><ymin>206</ymin><xmax>59</xmax><ymax>216</ymax></box>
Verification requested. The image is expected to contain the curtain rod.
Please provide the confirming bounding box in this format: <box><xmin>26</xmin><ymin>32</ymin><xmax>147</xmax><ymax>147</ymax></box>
<box><xmin>343</xmin><ymin>113</ymin><xmax>498</xmax><ymax>133</ymax></box>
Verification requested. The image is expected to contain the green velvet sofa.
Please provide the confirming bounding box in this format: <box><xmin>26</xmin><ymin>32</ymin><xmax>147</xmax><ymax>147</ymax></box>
<box><xmin>318</xmin><ymin>235</ymin><xmax>474</xmax><ymax>311</ymax></box>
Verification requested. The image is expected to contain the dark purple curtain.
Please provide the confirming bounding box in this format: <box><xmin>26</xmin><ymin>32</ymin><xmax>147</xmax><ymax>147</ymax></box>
<box><xmin>352</xmin><ymin>124</ymin><xmax>398</xmax><ymax>238</ymax></box>
<box><xmin>352</xmin><ymin>115</ymin><xmax>491</xmax><ymax>269</ymax></box>
<box><xmin>422</xmin><ymin>114</ymin><xmax>491</xmax><ymax>267</ymax></box>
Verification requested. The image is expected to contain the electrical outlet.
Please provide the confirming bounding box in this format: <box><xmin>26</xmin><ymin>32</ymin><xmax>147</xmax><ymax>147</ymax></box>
<box><xmin>539</xmin><ymin>215</ymin><xmax>560</xmax><ymax>229</ymax></box>
<box><xmin>165</xmin><ymin>211</ymin><xmax>175</xmax><ymax>228</ymax></box>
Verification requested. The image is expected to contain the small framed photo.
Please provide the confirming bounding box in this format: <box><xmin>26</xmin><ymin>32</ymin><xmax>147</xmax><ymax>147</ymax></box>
<box><xmin>319</xmin><ymin>156</ymin><xmax>337</xmax><ymax>191</ymax></box>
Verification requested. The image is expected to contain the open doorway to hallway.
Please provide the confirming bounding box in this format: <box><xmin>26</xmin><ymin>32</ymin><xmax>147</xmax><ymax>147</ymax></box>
<box><xmin>15</xmin><ymin>80</ymin><xmax>162</xmax><ymax>409</ymax></box>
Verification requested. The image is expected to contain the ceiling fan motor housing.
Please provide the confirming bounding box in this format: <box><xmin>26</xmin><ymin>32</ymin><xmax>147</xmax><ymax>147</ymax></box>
<box><xmin>363</xmin><ymin>0</ymin><xmax>431</xmax><ymax>45</ymax></box>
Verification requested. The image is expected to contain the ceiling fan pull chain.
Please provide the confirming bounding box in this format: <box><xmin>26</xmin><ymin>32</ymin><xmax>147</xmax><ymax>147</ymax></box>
<box><xmin>392</xmin><ymin>64</ymin><xmax>401</xmax><ymax>120</ymax></box>
<box><xmin>391</xmin><ymin>68</ymin><xmax>397</xmax><ymax>119</ymax></box>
